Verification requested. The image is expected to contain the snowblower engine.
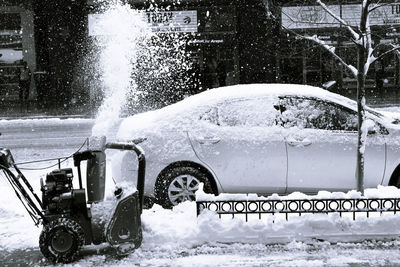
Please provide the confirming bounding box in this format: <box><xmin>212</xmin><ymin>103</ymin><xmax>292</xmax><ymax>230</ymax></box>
<box><xmin>0</xmin><ymin>136</ymin><xmax>146</xmax><ymax>263</ymax></box>
<box><xmin>41</xmin><ymin>168</ymin><xmax>86</xmax><ymax>214</ymax></box>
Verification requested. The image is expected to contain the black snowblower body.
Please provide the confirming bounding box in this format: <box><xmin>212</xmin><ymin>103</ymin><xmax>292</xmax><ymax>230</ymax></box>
<box><xmin>0</xmin><ymin>136</ymin><xmax>146</xmax><ymax>263</ymax></box>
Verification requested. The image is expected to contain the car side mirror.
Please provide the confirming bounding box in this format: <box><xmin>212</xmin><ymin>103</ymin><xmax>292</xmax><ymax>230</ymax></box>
<box><xmin>365</xmin><ymin>119</ymin><xmax>378</xmax><ymax>135</ymax></box>
<box><xmin>366</xmin><ymin>120</ymin><xmax>389</xmax><ymax>135</ymax></box>
<box><xmin>273</xmin><ymin>104</ymin><xmax>286</xmax><ymax>113</ymax></box>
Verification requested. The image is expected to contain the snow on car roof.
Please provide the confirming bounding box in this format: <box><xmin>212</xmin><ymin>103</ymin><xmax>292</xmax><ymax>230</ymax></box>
<box><xmin>117</xmin><ymin>84</ymin><xmax>357</xmax><ymax>139</ymax></box>
<box><xmin>160</xmin><ymin>84</ymin><xmax>357</xmax><ymax>113</ymax></box>
<box><xmin>126</xmin><ymin>83</ymin><xmax>359</xmax><ymax>121</ymax></box>
<box><xmin>118</xmin><ymin>83</ymin><xmax>395</xmax><ymax>139</ymax></box>
<box><xmin>179</xmin><ymin>83</ymin><xmax>358</xmax><ymax>109</ymax></box>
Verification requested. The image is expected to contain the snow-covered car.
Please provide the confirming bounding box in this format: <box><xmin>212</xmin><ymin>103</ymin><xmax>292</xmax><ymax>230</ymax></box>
<box><xmin>113</xmin><ymin>84</ymin><xmax>400</xmax><ymax>208</ymax></box>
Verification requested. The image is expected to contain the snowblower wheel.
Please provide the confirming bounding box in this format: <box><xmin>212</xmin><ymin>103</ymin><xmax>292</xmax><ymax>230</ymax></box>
<box><xmin>155</xmin><ymin>166</ymin><xmax>214</xmax><ymax>209</ymax></box>
<box><xmin>39</xmin><ymin>217</ymin><xmax>85</xmax><ymax>263</ymax></box>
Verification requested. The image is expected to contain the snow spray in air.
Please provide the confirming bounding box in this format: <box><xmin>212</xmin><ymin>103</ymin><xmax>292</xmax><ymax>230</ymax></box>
<box><xmin>91</xmin><ymin>2</ymin><xmax>151</xmax><ymax>136</ymax></box>
<box><xmin>90</xmin><ymin>1</ymin><xmax>195</xmax><ymax>136</ymax></box>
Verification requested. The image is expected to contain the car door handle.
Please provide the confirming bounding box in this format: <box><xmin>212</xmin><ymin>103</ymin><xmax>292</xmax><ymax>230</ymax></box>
<box><xmin>196</xmin><ymin>137</ymin><xmax>220</xmax><ymax>144</ymax></box>
<box><xmin>287</xmin><ymin>139</ymin><xmax>312</xmax><ymax>147</ymax></box>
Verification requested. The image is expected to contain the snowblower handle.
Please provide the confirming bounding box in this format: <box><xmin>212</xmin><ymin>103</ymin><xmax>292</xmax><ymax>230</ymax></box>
<box><xmin>105</xmin><ymin>142</ymin><xmax>146</xmax><ymax>212</ymax></box>
<box><xmin>73</xmin><ymin>150</ymin><xmax>96</xmax><ymax>166</ymax></box>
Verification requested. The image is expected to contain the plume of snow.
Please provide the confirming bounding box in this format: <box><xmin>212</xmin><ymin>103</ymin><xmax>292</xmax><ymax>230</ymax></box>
<box><xmin>92</xmin><ymin>2</ymin><xmax>152</xmax><ymax>136</ymax></box>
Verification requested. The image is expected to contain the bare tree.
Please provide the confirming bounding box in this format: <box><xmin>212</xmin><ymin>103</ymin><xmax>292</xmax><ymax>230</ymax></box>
<box><xmin>279</xmin><ymin>0</ymin><xmax>400</xmax><ymax>194</ymax></box>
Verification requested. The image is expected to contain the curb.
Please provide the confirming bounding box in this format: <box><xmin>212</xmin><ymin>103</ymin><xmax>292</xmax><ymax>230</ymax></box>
<box><xmin>0</xmin><ymin>114</ymin><xmax>94</xmax><ymax>121</ymax></box>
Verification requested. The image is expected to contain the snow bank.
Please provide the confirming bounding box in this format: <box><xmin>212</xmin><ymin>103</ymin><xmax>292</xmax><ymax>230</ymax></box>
<box><xmin>0</xmin><ymin>118</ymin><xmax>93</xmax><ymax>126</ymax></box>
<box><xmin>140</xmin><ymin>200</ymin><xmax>400</xmax><ymax>249</ymax></box>
<box><xmin>196</xmin><ymin>184</ymin><xmax>400</xmax><ymax>202</ymax></box>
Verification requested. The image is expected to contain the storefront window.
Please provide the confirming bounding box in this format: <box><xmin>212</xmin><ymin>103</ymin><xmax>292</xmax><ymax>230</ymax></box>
<box><xmin>374</xmin><ymin>45</ymin><xmax>398</xmax><ymax>89</ymax></box>
<box><xmin>198</xmin><ymin>6</ymin><xmax>236</xmax><ymax>33</ymax></box>
<box><xmin>0</xmin><ymin>12</ymin><xmax>23</xmax><ymax>100</ymax></box>
<box><xmin>188</xmin><ymin>6</ymin><xmax>239</xmax><ymax>91</ymax></box>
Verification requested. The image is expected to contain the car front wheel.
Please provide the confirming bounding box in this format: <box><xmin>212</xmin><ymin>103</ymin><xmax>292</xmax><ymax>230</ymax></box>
<box><xmin>155</xmin><ymin>166</ymin><xmax>214</xmax><ymax>208</ymax></box>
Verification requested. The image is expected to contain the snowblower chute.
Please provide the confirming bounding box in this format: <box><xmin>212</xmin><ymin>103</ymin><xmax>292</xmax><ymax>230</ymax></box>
<box><xmin>0</xmin><ymin>136</ymin><xmax>146</xmax><ymax>263</ymax></box>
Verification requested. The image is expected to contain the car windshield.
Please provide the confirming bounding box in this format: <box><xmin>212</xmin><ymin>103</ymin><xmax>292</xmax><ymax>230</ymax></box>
<box><xmin>337</xmin><ymin>100</ymin><xmax>399</xmax><ymax>125</ymax></box>
<box><xmin>280</xmin><ymin>94</ymin><xmax>395</xmax><ymax>125</ymax></box>
<box><xmin>365</xmin><ymin>106</ymin><xmax>384</xmax><ymax>118</ymax></box>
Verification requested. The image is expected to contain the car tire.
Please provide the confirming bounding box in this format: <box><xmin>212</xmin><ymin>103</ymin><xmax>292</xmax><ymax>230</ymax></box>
<box><xmin>155</xmin><ymin>166</ymin><xmax>214</xmax><ymax>209</ymax></box>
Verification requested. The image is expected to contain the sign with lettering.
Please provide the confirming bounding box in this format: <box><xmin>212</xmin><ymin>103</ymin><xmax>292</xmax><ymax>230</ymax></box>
<box><xmin>89</xmin><ymin>10</ymin><xmax>197</xmax><ymax>35</ymax></box>
<box><xmin>146</xmin><ymin>11</ymin><xmax>198</xmax><ymax>33</ymax></box>
<box><xmin>282</xmin><ymin>3</ymin><xmax>400</xmax><ymax>29</ymax></box>
<box><xmin>188</xmin><ymin>39</ymin><xmax>224</xmax><ymax>45</ymax></box>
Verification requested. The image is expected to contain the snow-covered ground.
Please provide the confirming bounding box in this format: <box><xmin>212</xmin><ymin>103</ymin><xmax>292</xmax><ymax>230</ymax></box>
<box><xmin>1</xmin><ymin>124</ymin><xmax>400</xmax><ymax>265</ymax></box>
<box><xmin>3</xmin><ymin>175</ymin><xmax>400</xmax><ymax>266</ymax></box>
<box><xmin>2</xmin><ymin>107</ymin><xmax>400</xmax><ymax>266</ymax></box>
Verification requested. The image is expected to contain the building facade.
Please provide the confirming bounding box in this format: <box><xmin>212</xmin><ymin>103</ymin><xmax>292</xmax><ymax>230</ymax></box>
<box><xmin>1</xmin><ymin>0</ymin><xmax>277</xmax><ymax>112</ymax></box>
<box><xmin>273</xmin><ymin>0</ymin><xmax>400</xmax><ymax>104</ymax></box>
<box><xmin>0</xmin><ymin>0</ymin><xmax>36</xmax><ymax>104</ymax></box>
<box><xmin>4</xmin><ymin>0</ymin><xmax>400</xmax><ymax>113</ymax></box>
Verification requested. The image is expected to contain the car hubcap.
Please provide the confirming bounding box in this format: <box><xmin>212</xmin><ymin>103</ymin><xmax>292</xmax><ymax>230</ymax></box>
<box><xmin>168</xmin><ymin>175</ymin><xmax>200</xmax><ymax>206</ymax></box>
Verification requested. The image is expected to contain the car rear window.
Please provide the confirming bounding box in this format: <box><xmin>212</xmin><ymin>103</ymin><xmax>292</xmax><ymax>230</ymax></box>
<box><xmin>200</xmin><ymin>97</ymin><xmax>279</xmax><ymax>127</ymax></box>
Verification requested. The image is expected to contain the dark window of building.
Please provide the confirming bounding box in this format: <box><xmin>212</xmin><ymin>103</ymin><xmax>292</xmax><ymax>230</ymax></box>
<box><xmin>0</xmin><ymin>13</ymin><xmax>21</xmax><ymax>32</ymax></box>
<box><xmin>198</xmin><ymin>6</ymin><xmax>236</xmax><ymax>33</ymax></box>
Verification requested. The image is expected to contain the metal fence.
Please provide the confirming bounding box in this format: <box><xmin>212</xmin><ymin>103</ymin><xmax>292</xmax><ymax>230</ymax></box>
<box><xmin>196</xmin><ymin>198</ymin><xmax>400</xmax><ymax>221</ymax></box>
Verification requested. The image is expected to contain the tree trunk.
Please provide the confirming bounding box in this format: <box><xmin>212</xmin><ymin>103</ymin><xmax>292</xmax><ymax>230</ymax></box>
<box><xmin>356</xmin><ymin>46</ymin><xmax>366</xmax><ymax>195</ymax></box>
<box><xmin>356</xmin><ymin>0</ymin><xmax>370</xmax><ymax>195</ymax></box>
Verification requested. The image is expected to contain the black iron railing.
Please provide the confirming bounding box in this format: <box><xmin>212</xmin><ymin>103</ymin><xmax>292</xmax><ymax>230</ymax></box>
<box><xmin>196</xmin><ymin>198</ymin><xmax>400</xmax><ymax>221</ymax></box>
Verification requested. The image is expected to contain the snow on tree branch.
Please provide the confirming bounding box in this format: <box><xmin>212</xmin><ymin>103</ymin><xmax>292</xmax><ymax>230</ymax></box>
<box><xmin>304</xmin><ymin>35</ymin><xmax>358</xmax><ymax>77</ymax></box>
<box><xmin>368</xmin><ymin>2</ymin><xmax>391</xmax><ymax>13</ymax></box>
<box><xmin>364</xmin><ymin>6</ymin><xmax>374</xmax><ymax>75</ymax></box>
<box><xmin>371</xmin><ymin>45</ymin><xmax>400</xmax><ymax>65</ymax></box>
<box><xmin>316</xmin><ymin>0</ymin><xmax>360</xmax><ymax>42</ymax></box>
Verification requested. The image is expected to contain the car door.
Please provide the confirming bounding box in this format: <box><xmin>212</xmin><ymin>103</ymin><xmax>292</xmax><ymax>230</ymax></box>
<box><xmin>188</xmin><ymin>96</ymin><xmax>287</xmax><ymax>194</ymax></box>
<box><xmin>279</xmin><ymin>96</ymin><xmax>386</xmax><ymax>193</ymax></box>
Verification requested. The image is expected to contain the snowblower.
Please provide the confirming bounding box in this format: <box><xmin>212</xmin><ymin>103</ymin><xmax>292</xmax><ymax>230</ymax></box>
<box><xmin>0</xmin><ymin>136</ymin><xmax>145</xmax><ymax>263</ymax></box>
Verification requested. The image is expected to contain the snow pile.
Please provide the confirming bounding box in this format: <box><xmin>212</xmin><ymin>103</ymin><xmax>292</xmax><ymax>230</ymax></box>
<box><xmin>196</xmin><ymin>184</ymin><xmax>400</xmax><ymax>201</ymax></box>
<box><xmin>138</xmin><ymin>185</ymin><xmax>400</xmax><ymax>249</ymax></box>
<box><xmin>140</xmin><ymin>199</ymin><xmax>400</xmax><ymax>248</ymax></box>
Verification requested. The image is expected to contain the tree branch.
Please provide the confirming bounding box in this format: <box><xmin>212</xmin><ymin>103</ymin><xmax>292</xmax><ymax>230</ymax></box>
<box><xmin>281</xmin><ymin>9</ymin><xmax>349</xmax><ymax>27</ymax></box>
<box><xmin>370</xmin><ymin>45</ymin><xmax>400</xmax><ymax>65</ymax></box>
<box><xmin>368</xmin><ymin>1</ymin><xmax>391</xmax><ymax>13</ymax></box>
<box><xmin>316</xmin><ymin>0</ymin><xmax>360</xmax><ymax>42</ymax></box>
<box><xmin>364</xmin><ymin>2</ymin><xmax>374</xmax><ymax>75</ymax></box>
<box><xmin>303</xmin><ymin>34</ymin><xmax>358</xmax><ymax>77</ymax></box>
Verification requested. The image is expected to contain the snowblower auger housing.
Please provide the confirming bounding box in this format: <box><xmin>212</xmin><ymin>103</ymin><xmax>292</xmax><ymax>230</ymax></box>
<box><xmin>0</xmin><ymin>136</ymin><xmax>146</xmax><ymax>263</ymax></box>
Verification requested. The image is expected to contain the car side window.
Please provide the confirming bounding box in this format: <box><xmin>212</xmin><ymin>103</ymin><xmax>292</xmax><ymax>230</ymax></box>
<box><xmin>200</xmin><ymin>98</ymin><xmax>279</xmax><ymax>127</ymax></box>
<box><xmin>199</xmin><ymin>107</ymin><xmax>219</xmax><ymax>125</ymax></box>
<box><xmin>278</xmin><ymin>97</ymin><xmax>358</xmax><ymax>131</ymax></box>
